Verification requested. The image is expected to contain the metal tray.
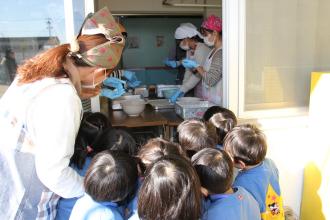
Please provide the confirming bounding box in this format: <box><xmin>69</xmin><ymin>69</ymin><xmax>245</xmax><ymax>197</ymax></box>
<box><xmin>148</xmin><ymin>99</ymin><xmax>174</xmax><ymax>110</ymax></box>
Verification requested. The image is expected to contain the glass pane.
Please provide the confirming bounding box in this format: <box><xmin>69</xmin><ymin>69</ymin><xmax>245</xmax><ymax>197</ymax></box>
<box><xmin>0</xmin><ymin>0</ymin><xmax>85</xmax><ymax>96</ymax></box>
<box><xmin>244</xmin><ymin>0</ymin><xmax>330</xmax><ymax>111</ymax></box>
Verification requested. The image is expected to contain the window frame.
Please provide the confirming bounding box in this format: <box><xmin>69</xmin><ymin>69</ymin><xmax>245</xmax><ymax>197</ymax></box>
<box><xmin>223</xmin><ymin>0</ymin><xmax>309</xmax><ymax>119</ymax></box>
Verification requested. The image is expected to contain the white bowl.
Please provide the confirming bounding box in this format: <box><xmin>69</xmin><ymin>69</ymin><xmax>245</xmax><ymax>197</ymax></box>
<box><xmin>121</xmin><ymin>99</ymin><xmax>146</xmax><ymax>117</ymax></box>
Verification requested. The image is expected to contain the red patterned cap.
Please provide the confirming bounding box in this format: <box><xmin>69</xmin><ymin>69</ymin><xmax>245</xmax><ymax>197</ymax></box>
<box><xmin>202</xmin><ymin>15</ymin><xmax>222</xmax><ymax>32</ymax></box>
<box><xmin>72</xmin><ymin>7</ymin><xmax>125</xmax><ymax>69</ymax></box>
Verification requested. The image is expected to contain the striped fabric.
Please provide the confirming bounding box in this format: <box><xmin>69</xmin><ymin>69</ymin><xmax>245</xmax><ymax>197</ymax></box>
<box><xmin>204</xmin><ymin>49</ymin><xmax>222</xmax><ymax>87</ymax></box>
<box><xmin>36</xmin><ymin>190</ymin><xmax>61</xmax><ymax>220</ymax></box>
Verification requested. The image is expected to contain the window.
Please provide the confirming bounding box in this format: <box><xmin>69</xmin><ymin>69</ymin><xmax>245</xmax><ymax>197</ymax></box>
<box><xmin>243</xmin><ymin>0</ymin><xmax>330</xmax><ymax>113</ymax></box>
<box><xmin>0</xmin><ymin>0</ymin><xmax>85</xmax><ymax>96</ymax></box>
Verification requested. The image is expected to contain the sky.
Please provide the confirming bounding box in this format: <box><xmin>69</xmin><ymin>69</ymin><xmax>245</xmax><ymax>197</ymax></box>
<box><xmin>0</xmin><ymin>0</ymin><xmax>85</xmax><ymax>43</ymax></box>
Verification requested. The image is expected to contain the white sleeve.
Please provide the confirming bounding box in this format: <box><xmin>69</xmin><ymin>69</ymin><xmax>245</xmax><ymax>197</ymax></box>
<box><xmin>180</xmin><ymin>73</ymin><xmax>201</xmax><ymax>93</ymax></box>
<box><xmin>194</xmin><ymin>43</ymin><xmax>211</xmax><ymax>66</ymax></box>
<box><xmin>28</xmin><ymin>84</ymin><xmax>84</xmax><ymax>198</ymax></box>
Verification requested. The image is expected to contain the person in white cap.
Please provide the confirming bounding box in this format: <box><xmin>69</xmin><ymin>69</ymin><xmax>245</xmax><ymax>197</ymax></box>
<box><xmin>164</xmin><ymin>23</ymin><xmax>211</xmax><ymax>102</ymax></box>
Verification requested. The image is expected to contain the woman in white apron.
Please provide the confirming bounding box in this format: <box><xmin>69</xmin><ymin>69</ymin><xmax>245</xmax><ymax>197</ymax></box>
<box><xmin>0</xmin><ymin>8</ymin><xmax>124</xmax><ymax>220</ymax></box>
<box><xmin>182</xmin><ymin>15</ymin><xmax>223</xmax><ymax>105</ymax></box>
<box><xmin>164</xmin><ymin>23</ymin><xmax>211</xmax><ymax>103</ymax></box>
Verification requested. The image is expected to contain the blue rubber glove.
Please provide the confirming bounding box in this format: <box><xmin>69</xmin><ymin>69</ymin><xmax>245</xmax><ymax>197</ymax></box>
<box><xmin>164</xmin><ymin>59</ymin><xmax>178</xmax><ymax>68</ymax></box>
<box><xmin>123</xmin><ymin>70</ymin><xmax>136</xmax><ymax>81</ymax></box>
<box><xmin>127</xmin><ymin>80</ymin><xmax>141</xmax><ymax>88</ymax></box>
<box><xmin>100</xmin><ymin>86</ymin><xmax>125</xmax><ymax>100</ymax></box>
<box><xmin>123</xmin><ymin>71</ymin><xmax>141</xmax><ymax>88</ymax></box>
<box><xmin>182</xmin><ymin>58</ymin><xmax>199</xmax><ymax>69</ymax></box>
<box><xmin>169</xmin><ymin>90</ymin><xmax>184</xmax><ymax>103</ymax></box>
<box><xmin>103</xmin><ymin>77</ymin><xmax>126</xmax><ymax>87</ymax></box>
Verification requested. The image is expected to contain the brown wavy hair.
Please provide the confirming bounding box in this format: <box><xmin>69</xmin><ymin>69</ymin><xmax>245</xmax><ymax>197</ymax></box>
<box><xmin>138</xmin><ymin>155</ymin><xmax>201</xmax><ymax>220</ymax></box>
<box><xmin>17</xmin><ymin>34</ymin><xmax>107</xmax><ymax>84</ymax></box>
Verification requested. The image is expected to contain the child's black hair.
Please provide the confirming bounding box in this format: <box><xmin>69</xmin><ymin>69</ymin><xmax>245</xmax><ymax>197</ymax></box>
<box><xmin>93</xmin><ymin>128</ymin><xmax>137</xmax><ymax>156</ymax></box>
<box><xmin>192</xmin><ymin>148</ymin><xmax>233</xmax><ymax>194</ymax></box>
<box><xmin>84</xmin><ymin>150</ymin><xmax>138</xmax><ymax>203</ymax></box>
<box><xmin>70</xmin><ymin>112</ymin><xmax>110</xmax><ymax>169</ymax></box>
<box><xmin>203</xmin><ymin>106</ymin><xmax>237</xmax><ymax>145</ymax></box>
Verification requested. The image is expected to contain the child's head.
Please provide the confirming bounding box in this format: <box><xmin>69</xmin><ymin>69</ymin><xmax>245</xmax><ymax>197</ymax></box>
<box><xmin>138</xmin><ymin>155</ymin><xmax>201</xmax><ymax>220</ymax></box>
<box><xmin>192</xmin><ymin>148</ymin><xmax>233</xmax><ymax>195</ymax></box>
<box><xmin>80</xmin><ymin>112</ymin><xmax>111</xmax><ymax>143</ymax></box>
<box><xmin>203</xmin><ymin>106</ymin><xmax>237</xmax><ymax>145</ymax></box>
<box><xmin>93</xmin><ymin>128</ymin><xmax>137</xmax><ymax>156</ymax></box>
<box><xmin>138</xmin><ymin>138</ymin><xmax>186</xmax><ymax>173</ymax></box>
<box><xmin>224</xmin><ymin>124</ymin><xmax>267</xmax><ymax>169</ymax></box>
<box><xmin>84</xmin><ymin>150</ymin><xmax>138</xmax><ymax>203</ymax></box>
<box><xmin>70</xmin><ymin>112</ymin><xmax>110</xmax><ymax>169</ymax></box>
<box><xmin>177</xmin><ymin>118</ymin><xmax>217</xmax><ymax>155</ymax></box>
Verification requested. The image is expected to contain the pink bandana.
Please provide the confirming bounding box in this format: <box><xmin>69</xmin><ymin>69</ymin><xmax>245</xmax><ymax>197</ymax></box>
<box><xmin>202</xmin><ymin>15</ymin><xmax>222</xmax><ymax>32</ymax></box>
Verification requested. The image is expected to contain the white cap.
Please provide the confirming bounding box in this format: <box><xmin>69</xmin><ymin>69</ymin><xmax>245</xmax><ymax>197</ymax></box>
<box><xmin>174</xmin><ymin>23</ymin><xmax>202</xmax><ymax>40</ymax></box>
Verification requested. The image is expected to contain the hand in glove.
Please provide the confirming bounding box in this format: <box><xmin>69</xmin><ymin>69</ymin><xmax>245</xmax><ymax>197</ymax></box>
<box><xmin>169</xmin><ymin>90</ymin><xmax>185</xmax><ymax>103</ymax></box>
<box><xmin>123</xmin><ymin>70</ymin><xmax>136</xmax><ymax>81</ymax></box>
<box><xmin>103</xmin><ymin>77</ymin><xmax>126</xmax><ymax>87</ymax></box>
<box><xmin>100</xmin><ymin>86</ymin><xmax>125</xmax><ymax>100</ymax></box>
<box><xmin>123</xmin><ymin>70</ymin><xmax>141</xmax><ymax>88</ymax></box>
<box><xmin>164</xmin><ymin>59</ymin><xmax>178</xmax><ymax>68</ymax></box>
<box><xmin>182</xmin><ymin>59</ymin><xmax>199</xmax><ymax>69</ymax></box>
<box><xmin>127</xmin><ymin>80</ymin><xmax>141</xmax><ymax>88</ymax></box>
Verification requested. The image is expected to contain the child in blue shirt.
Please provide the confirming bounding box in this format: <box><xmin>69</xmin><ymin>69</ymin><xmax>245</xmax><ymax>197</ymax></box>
<box><xmin>127</xmin><ymin>138</ymin><xmax>187</xmax><ymax>218</ymax></box>
<box><xmin>56</xmin><ymin>112</ymin><xmax>137</xmax><ymax>220</ymax></box>
<box><xmin>192</xmin><ymin>148</ymin><xmax>260</xmax><ymax>220</ymax></box>
<box><xmin>177</xmin><ymin>118</ymin><xmax>217</xmax><ymax>157</ymax></box>
<box><xmin>224</xmin><ymin>124</ymin><xmax>285</xmax><ymax>219</ymax></box>
<box><xmin>130</xmin><ymin>155</ymin><xmax>202</xmax><ymax>220</ymax></box>
<box><xmin>70</xmin><ymin>150</ymin><xmax>138</xmax><ymax>220</ymax></box>
<box><xmin>203</xmin><ymin>106</ymin><xmax>237</xmax><ymax>149</ymax></box>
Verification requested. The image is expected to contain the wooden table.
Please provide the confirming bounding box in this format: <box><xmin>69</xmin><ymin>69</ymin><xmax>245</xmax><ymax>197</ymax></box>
<box><xmin>109</xmin><ymin>104</ymin><xmax>183</xmax><ymax>140</ymax></box>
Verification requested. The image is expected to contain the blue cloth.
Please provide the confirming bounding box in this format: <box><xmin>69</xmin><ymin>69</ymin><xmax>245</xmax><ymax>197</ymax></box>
<box><xmin>233</xmin><ymin>158</ymin><xmax>284</xmax><ymax>219</ymax></box>
<box><xmin>69</xmin><ymin>193</ymin><xmax>124</xmax><ymax>220</ymax></box>
<box><xmin>216</xmin><ymin>144</ymin><xmax>223</xmax><ymax>149</ymax></box>
<box><xmin>127</xmin><ymin>178</ymin><xmax>143</xmax><ymax>219</ymax></box>
<box><xmin>128</xmin><ymin>212</ymin><xmax>140</xmax><ymax>220</ymax></box>
<box><xmin>182</xmin><ymin>58</ymin><xmax>199</xmax><ymax>69</ymax></box>
<box><xmin>56</xmin><ymin>157</ymin><xmax>92</xmax><ymax>220</ymax></box>
<box><xmin>163</xmin><ymin>59</ymin><xmax>178</xmax><ymax>68</ymax></box>
<box><xmin>169</xmin><ymin>90</ymin><xmax>184</xmax><ymax>103</ymax></box>
<box><xmin>202</xmin><ymin>187</ymin><xmax>261</xmax><ymax>220</ymax></box>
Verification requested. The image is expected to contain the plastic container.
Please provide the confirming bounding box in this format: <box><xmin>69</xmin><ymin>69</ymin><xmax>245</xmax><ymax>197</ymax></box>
<box><xmin>177</xmin><ymin>97</ymin><xmax>201</xmax><ymax>104</ymax></box>
<box><xmin>175</xmin><ymin>101</ymin><xmax>214</xmax><ymax>119</ymax></box>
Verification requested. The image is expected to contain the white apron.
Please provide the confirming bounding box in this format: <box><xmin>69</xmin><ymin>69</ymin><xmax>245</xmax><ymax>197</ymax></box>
<box><xmin>201</xmin><ymin>47</ymin><xmax>222</xmax><ymax>105</ymax></box>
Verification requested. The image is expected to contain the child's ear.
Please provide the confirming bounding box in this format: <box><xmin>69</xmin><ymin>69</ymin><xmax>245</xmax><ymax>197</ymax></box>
<box><xmin>201</xmin><ymin>187</ymin><xmax>209</xmax><ymax>197</ymax></box>
<box><xmin>234</xmin><ymin>160</ymin><xmax>246</xmax><ymax>170</ymax></box>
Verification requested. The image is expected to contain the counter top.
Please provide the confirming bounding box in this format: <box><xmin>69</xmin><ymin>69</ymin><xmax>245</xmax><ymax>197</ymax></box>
<box><xmin>109</xmin><ymin>104</ymin><xmax>182</xmax><ymax>128</ymax></box>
